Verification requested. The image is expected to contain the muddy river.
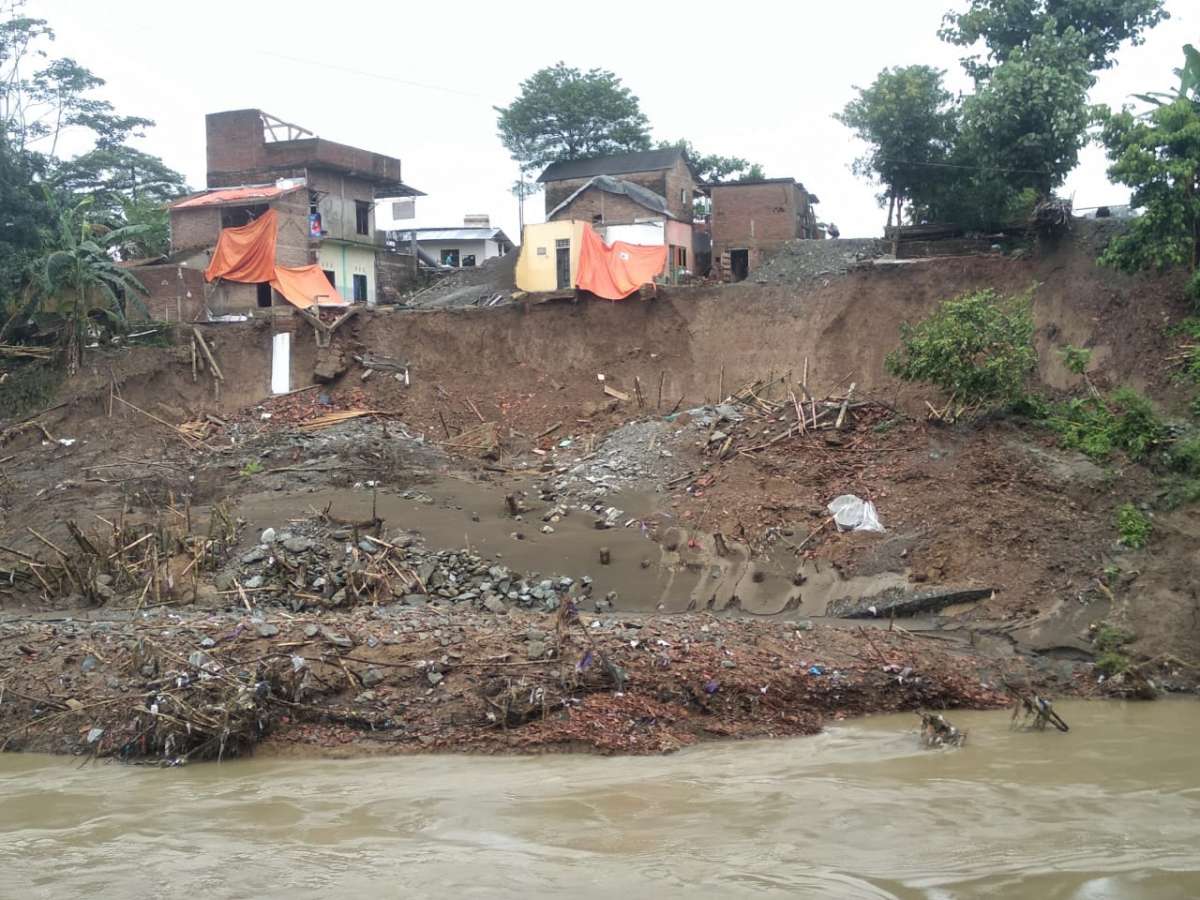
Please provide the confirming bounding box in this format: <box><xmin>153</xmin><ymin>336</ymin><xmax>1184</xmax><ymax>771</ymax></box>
<box><xmin>2</xmin><ymin>700</ymin><xmax>1197</xmax><ymax>898</ymax></box>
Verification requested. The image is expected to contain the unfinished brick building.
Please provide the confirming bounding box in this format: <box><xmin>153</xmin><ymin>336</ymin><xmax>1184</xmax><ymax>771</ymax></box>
<box><xmin>162</xmin><ymin>109</ymin><xmax>422</xmax><ymax>317</ymax></box>
<box><xmin>710</xmin><ymin>178</ymin><xmax>821</xmax><ymax>280</ymax></box>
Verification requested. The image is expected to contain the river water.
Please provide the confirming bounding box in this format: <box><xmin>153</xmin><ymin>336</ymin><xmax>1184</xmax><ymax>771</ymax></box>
<box><xmin>2</xmin><ymin>700</ymin><xmax>1198</xmax><ymax>899</ymax></box>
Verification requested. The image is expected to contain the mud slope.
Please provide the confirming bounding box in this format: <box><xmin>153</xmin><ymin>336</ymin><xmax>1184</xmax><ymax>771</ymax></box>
<box><xmin>356</xmin><ymin>228</ymin><xmax>1192</xmax><ymax>440</ymax></box>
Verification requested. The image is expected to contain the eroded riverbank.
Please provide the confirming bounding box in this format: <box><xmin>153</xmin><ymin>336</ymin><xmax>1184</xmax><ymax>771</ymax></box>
<box><xmin>0</xmin><ymin>606</ymin><xmax>1045</xmax><ymax>760</ymax></box>
<box><xmin>3</xmin><ymin>700</ymin><xmax>1197</xmax><ymax>899</ymax></box>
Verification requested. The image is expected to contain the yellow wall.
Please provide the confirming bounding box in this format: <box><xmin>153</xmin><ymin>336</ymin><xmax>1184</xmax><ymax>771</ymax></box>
<box><xmin>515</xmin><ymin>220</ymin><xmax>586</xmax><ymax>292</ymax></box>
<box><xmin>317</xmin><ymin>242</ymin><xmax>376</xmax><ymax>303</ymax></box>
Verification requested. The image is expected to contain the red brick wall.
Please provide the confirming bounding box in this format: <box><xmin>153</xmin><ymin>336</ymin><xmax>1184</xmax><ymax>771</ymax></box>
<box><xmin>127</xmin><ymin>264</ymin><xmax>207</xmax><ymax>322</ymax></box>
<box><xmin>205</xmin><ymin>109</ymin><xmax>404</xmax><ymax>189</ymax></box>
<box><xmin>170</xmin><ymin>206</ymin><xmax>222</xmax><ymax>253</ymax></box>
<box><xmin>545</xmin><ymin>170</ymin><xmax>669</xmax><ymax>217</ymax></box>
<box><xmin>550</xmin><ymin>187</ymin><xmax>656</xmax><ymax>224</ymax></box>
<box><xmin>663</xmin><ymin>158</ymin><xmax>697</xmax><ymax>222</ymax></box>
<box><xmin>711</xmin><ymin>182</ymin><xmax>802</xmax><ymax>262</ymax></box>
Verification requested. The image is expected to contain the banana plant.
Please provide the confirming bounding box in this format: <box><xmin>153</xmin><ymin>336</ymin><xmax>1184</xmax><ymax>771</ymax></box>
<box><xmin>32</xmin><ymin>198</ymin><xmax>151</xmax><ymax>373</ymax></box>
<box><xmin>1132</xmin><ymin>43</ymin><xmax>1200</xmax><ymax>109</ymax></box>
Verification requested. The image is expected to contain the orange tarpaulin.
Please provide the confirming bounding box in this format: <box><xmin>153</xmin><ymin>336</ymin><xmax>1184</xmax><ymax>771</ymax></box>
<box><xmin>270</xmin><ymin>264</ymin><xmax>348</xmax><ymax>309</ymax></box>
<box><xmin>204</xmin><ymin>209</ymin><xmax>277</xmax><ymax>284</ymax></box>
<box><xmin>574</xmin><ymin>225</ymin><xmax>667</xmax><ymax>300</ymax></box>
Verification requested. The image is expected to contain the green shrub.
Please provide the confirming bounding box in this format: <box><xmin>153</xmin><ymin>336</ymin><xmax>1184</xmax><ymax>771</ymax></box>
<box><xmin>1116</xmin><ymin>503</ymin><xmax>1152</xmax><ymax>548</ymax></box>
<box><xmin>1058</xmin><ymin>344</ymin><xmax>1092</xmax><ymax>375</ymax></box>
<box><xmin>1168</xmin><ymin>319</ymin><xmax>1200</xmax><ymax>383</ymax></box>
<box><xmin>0</xmin><ymin>361</ymin><xmax>64</xmax><ymax>419</ymax></box>
<box><xmin>1168</xmin><ymin>433</ymin><xmax>1200</xmax><ymax>476</ymax></box>
<box><xmin>239</xmin><ymin>460</ymin><xmax>264</xmax><ymax>477</ymax></box>
<box><xmin>1093</xmin><ymin>624</ymin><xmax>1134</xmax><ymax>676</ymax></box>
<box><xmin>1049</xmin><ymin>388</ymin><xmax>1164</xmax><ymax>462</ymax></box>
<box><xmin>886</xmin><ymin>288</ymin><xmax>1037</xmax><ymax>415</ymax></box>
<box><xmin>1095</xmin><ymin>650</ymin><xmax>1131</xmax><ymax>676</ymax></box>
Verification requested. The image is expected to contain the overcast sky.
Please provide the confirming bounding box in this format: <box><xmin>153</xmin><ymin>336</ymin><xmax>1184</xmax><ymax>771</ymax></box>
<box><xmin>26</xmin><ymin>0</ymin><xmax>1196</xmax><ymax>239</ymax></box>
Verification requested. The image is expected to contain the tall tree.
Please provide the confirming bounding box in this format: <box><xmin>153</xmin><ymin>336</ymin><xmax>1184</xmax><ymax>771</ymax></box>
<box><xmin>0</xmin><ymin>136</ymin><xmax>51</xmax><ymax>304</ymax></box>
<box><xmin>656</xmin><ymin>139</ymin><xmax>764</xmax><ymax>183</ymax></box>
<box><xmin>0</xmin><ymin>4</ymin><xmax>151</xmax><ymax>157</ymax></box>
<box><xmin>940</xmin><ymin>0</ymin><xmax>1169</xmax><ymax>79</ymax></box>
<box><xmin>950</xmin><ymin>24</ymin><xmax>1095</xmax><ymax>225</ymax></box>
<box><xmin>835</xmin><ymin>65</ymin><xmax>959</xmax><ymax>227</ymax></box>
<box><xmin>49</xmin><ymin>144</ymin><xmax>187</xmax><ymax>222</ymax></box>
<box><xmin>1097</xmin><ymin>47</ymin><xmax>1200</xmax><ymax>304</ymax></box>
<box><xmin>496</xmin><ymin>63</ymin><xmax>651</xmax><ymax>170</ymax></box>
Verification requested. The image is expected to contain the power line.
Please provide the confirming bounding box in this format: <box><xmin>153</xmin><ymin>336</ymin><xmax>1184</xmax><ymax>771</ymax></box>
<box><xmin>260</xmin><ymin>51</ymin><xmax>494</xmax><ymax>103</ymax></box>
<box><xmin>874</xmin><ymin>156</ymin><xmax>1058</xmax><ymax>176</ymax></box>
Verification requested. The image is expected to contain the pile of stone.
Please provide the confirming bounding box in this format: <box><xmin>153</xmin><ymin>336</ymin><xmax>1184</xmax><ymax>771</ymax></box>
<box><xmin>548</xmin><ymin>419</ymin><xmax>686</xmax><ymax>504</ymax></box>
<box><xmin>752</xmin><ymin>238</ymin><xmax>886</xmax><ymax>286</ymax></box>
<box><xmin>221</xmin><ymin>518</ymin><xmax>613</xmax><ymax>615</ymax></box>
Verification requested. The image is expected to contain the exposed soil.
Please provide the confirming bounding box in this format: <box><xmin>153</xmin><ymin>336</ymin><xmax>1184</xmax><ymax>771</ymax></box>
<box><xmin>1</xmin><ymin>222</ymin><xmax>1196</xmax><ymax>761</ymax></box>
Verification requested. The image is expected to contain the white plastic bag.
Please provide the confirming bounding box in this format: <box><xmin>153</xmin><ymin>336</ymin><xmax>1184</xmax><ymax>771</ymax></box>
<box><xmin>827</xmin><ymin>494</ymin><xmax>885</xmax><ymax>532</ymax></box>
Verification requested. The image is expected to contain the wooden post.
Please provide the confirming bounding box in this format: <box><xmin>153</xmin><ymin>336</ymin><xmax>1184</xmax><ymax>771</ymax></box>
<box><xmin>657</xmin><ymin>371</ymin><xmax>665</xmax><ymax>411</ymax></box>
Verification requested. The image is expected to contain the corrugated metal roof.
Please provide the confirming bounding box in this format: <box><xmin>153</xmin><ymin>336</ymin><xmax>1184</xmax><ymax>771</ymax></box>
<box><xmin>171</xmin><ymin>183</ymin><xmax>304</xmax><ymax>209</ymax></box>
<box><xmin>546</xmin><ymin>175</ymin><xmax>673</xmax><ymax>220</ymax></box>
<box><xmin>389</xmin><ymin>227</ymin><xmax>512</xmax><ymax>243</ymax></box>
<box><xmin>537</xmin><ymin>148</ymin><xmax>686</xmax><ymax>183</ymax></box>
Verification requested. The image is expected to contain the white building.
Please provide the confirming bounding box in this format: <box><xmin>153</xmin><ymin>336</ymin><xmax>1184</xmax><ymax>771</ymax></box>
<box><xmin>386</xmin><ymin>215</ymin><xmax>515</xmax><ymax>268</ymax></box>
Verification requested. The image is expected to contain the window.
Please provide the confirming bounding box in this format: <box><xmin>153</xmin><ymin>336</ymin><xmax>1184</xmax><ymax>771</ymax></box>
<box><xmin>256</xmin><ymin>282</ymin><xmax>273</xmax><ymax>308</ymax></box>
<box><xmin>681</xmin><ymin>188</ymin><xmax>686</xmax><ymax>206</ymax></box>
<box><xmin>355</xmin><ymin>200</ymin><xmax>371</xmax><ymax>235</ymax></box>
<box><xmin>322</xmin><ymin>270</ymin><xmax>336</xmax><ymax>288</ymax></box>
<box><xmin>352</xmin><ymin>273</ymin><xmax>368</xmax><ymax>302</ymax></box>
<box><xmin>440</xmin><ymin>249</ymin><xmax>460</xmax><ymax>267</ymax></box>
<box><xmin>221</xmin><ymin>203</ymin><xmax>267</xmax><ymax>228</ymax></box>
<box><xmin>462</xmin><ymin>254</ymin><xmax>477</xmax><ymax>267</ymax></box>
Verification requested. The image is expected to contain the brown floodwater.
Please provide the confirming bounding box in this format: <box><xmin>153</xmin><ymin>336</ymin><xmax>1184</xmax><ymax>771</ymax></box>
<box><xmin>2</xmin><ymin>700</ymin><xmax>1198</xmax><ymax>898</ymax></box>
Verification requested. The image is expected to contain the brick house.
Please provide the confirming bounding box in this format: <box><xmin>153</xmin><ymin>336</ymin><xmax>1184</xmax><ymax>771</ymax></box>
<box><xmin>163</xmin><ymin>109</ymin><xmax>422</xmax><ymax>316</ymax></box>
<box><xmin>709</xmin><ymin>178</ymin><xmax>821</xmax><ymax>280</ymax></box>
<box><xmin>538</xmin><ymin>149</ymin><xmax>700</xmax><ymax>278</ymax></box>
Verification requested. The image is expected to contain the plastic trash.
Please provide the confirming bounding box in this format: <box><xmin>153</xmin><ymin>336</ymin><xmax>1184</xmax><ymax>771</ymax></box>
<box><xmin>827</xmin><ymin>494</ymin><xmax>885</xmax><ymax>532</ymax></box>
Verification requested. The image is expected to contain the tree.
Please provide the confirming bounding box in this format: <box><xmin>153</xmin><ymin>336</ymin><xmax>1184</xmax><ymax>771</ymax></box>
<box><xmin>17</xmin><ymin>200</ymin><xmax>150</xmax><ymax>372</ymax></box>
<box><xmin>886</xmin><ymin>288</ymin><xmax>1037</xmax><ymax>418</ymax></box>
<box><xmin>947</xmin><ymin>25</ymin><xmax>1095</xmax><ymax>227</ymax></box>
<box><xmin>656</xmin><ymin>139</ymin><xmax>764</xmax><ymax>183</ymax></box>
<box><xmin>1097</xmin><ymin>50</ymin><xmax>1200</xmax><ymax>304</ymax></box>
<box><xmin>835</xmin><ymin>66</ymin><xmax>959</xmax><ymax>227</ymax></box>
<box><xmin>496</xmin><ymin>63</ymin><xmax>650</xmax><ymax>170</ymax></box>
<box><xmin>1</xmin><ymin>4</ymin><xmax>151</xmax><ymax>157</ymax></box>
<box><xmin>49</xmin><ymin>144</ymin><xmax>187</xmax><ymax>222</ymax></box>
<box><xmin>940</xmin><ymin>0</ymin><xmax>1169</xmax><ymax>79</ymax></box>
<box><xmin>0</xmin><ymin>136</ymin><xmax>51</xmax><ymax>305</ymax></box>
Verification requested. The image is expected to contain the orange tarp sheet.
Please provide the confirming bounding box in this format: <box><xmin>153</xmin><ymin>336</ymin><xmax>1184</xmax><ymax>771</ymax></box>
<box><xmin>270</xmin><ymin>264</ymin><xmax>348</xmax><ymax>309</ymax></box>
<box><xmin>574</xmin><ymin>225</ymin><xmax>666</xmax><ymax>300</ymax></box>
<box><xmin>204</xmin><ymin>209</ymin><xmax>277</xmax><ymax>284</ymax></box>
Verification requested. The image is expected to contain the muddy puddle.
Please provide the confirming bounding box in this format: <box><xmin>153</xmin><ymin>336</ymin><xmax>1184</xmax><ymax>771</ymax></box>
<box><xmin>3</xmin><ymin>699</ymin><xmax>1197</xmax><ymax>898</ymax></box>
<box><xmin>234</xmin><ymin>478</ymin><xmax>907</xmax><ymax>617</ymax></box>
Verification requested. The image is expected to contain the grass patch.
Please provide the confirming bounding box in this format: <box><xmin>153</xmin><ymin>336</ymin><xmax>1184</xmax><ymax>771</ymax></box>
<box><xmin>0</xmin><ymin>360</ymin><xmax>64</xmax><ymax>419</ymax></box>
<box><xmin>1116</xmin><ymin>503</ymin><xmax>1152</xmax><ymax>548</ymax></box>
<box><xmin>239</xmin><ymin>460</ymin><xmax>264</xmax><ymax>477</ymax></box>
<box><xmin>1167</xmin><ymin>318</ymin><xmax>1200</xmax><ymax>383</ymax></box>
<box><xmin>1093</xmin><ymin>624</ymin><xmax>1135</xmax><ymax>676</ymax></box>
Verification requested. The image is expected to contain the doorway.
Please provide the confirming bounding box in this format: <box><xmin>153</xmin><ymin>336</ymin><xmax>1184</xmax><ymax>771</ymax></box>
<box><xmin>555</xmin><ymin>239</ymin><xmax>571</xmax><ymax>290</ymax></box>
<box><xmin>730</xmin><ymin>249</ymin><xmax>750</xmax><ymax>282</ymax></box>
